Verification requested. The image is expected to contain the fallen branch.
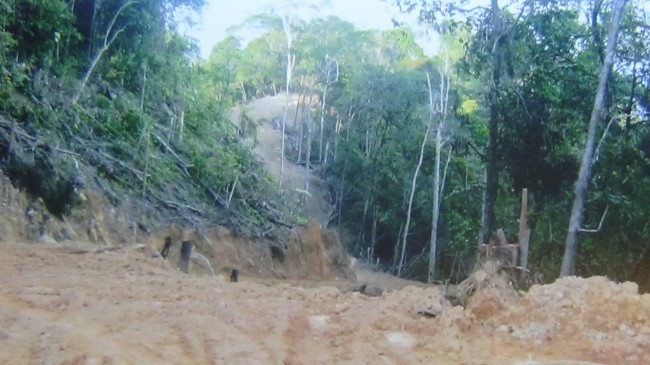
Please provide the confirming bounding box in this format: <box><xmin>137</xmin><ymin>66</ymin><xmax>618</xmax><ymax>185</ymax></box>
<box><xmin>227</xmin><ymin>175</ymin><xmax>238</xmax><ymax>208</ymax></box>
<box><xmin>53</xmin><ymin>148</ymin><xmax>80</xmax><ymax>157</ymax></box>
<box><xmin>191</xmin><ymin>252</ymin><xmax>216</xmax><ymax>277</ymax></box>
<box><xmin>100</xmin><ymin>152</ymin><xmax>144</xmax><ymax>181</ymax></box>
<box><xmin>72</xmin><ymin>0</ymin><xmax>138</xmax><ymax>104</ymax></box>
<box><xmin>207</xmin><ymin>187</ymin><xmax>228</xmax><ymax>208</ymax></box>
<box><xmin>160</xmin><ymin>199</ymin><xmax>203</xmax><ymax>214</ymax></box>
<box><xmin>0</xmin><ymin>118</ymin><xmax>81</xmax><ymax>158</ymax></box>
<box><xmin>593</xmin><ymin>116</ymin><xmax>620</xmax><ymax>166</ymax></box>
<box><xmin>151</xmin><ymin>132</ymin><xmax>191</xmax><ymax>177</ymax></box>
<box><xmin>258</xmin><ymin>200</ymin><xmax>293</xmax><ymax>228</ymax></box>
<box><xmin>579</xmin><ymin>205</ymin><xmax>609</xmax><ymax>233</ymax></box>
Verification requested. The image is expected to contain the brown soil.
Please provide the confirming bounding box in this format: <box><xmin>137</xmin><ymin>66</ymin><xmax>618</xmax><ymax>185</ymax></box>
<box><xmin>1</xmin><ymin>243</ymin><xmax>649</xmax><ymax>365</ymax></box>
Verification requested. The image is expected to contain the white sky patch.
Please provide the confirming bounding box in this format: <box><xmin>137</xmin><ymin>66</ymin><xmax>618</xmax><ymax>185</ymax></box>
<box><xmin>180</xmin><ymin>0</ymin><xmax>440</xmax><ymax>58</ymax></box>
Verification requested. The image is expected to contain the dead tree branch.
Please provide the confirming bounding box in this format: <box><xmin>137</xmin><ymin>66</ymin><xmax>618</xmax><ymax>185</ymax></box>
<box><xmin>579</xmin><ymin>205</ymin><xmax>609</xmax><ymax>233</ymax></box>
<box><xmin>100</xmin><ymin>152</ymin><xmax>144</xmax><ymax>181</ymax></box>
<box><xmin>72</xmin><ymin>0</ymin><xmax>138</xmax><ymax>104</ymax></box>
<box><xmin>151</xmin><ymin>132</ymin><xmax>192</xmax><ymax>177</ymax></box>
<box><xmin>159</xmin><ymin>198</ymin><xmax>203</xmax><ymax>214</ymax></box>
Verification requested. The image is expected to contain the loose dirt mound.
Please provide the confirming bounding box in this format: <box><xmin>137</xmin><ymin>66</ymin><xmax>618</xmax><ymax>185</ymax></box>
<box><xmin>491</xmin><ymin>276</ymin><xmax>650</xmax><ymax>364</ymax></box>
<box><xmin>453</xmin><ymin>261</ymin><xmax>521</xmax><ymax>320</ymax></box>
<box><xmin>281</xmin><ymin>219</ymin><xmax>355</xmax><ymax>280</ymax></box>
<box><xmin>1</xmin><ymin>244</ymin><xmax>648</xmax><ymax>365</ymax></box>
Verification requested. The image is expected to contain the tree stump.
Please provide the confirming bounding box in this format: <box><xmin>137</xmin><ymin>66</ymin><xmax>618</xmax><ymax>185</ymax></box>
<box><xmin>178</xmin><ymin>240</ymin><xmax>193</xmax><ymax>273</ymax></box>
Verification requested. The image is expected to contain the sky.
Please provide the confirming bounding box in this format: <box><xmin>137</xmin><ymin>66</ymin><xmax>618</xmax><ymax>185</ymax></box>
<box><xmin>181</xmin><ymin>0</ymin><xmax>440</xmax><ymax>59</ymax></box>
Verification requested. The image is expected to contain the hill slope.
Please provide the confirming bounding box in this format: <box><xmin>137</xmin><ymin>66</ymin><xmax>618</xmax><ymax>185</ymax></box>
<box><xmin>230</xmin><ymin>94</ymin><xmax>332</xmax><ymax>226</ymax></box>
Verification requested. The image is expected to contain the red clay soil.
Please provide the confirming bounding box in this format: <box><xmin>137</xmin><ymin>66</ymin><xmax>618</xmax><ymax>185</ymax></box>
<box><xmin>1</xmin><ymin>243</ymin><xmax>649</xmax><ymax>365</ymax></box>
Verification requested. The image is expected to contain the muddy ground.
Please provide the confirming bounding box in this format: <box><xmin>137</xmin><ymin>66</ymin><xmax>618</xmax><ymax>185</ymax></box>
<box><xmin>1</xmin><ymin>243</ymin><xmax>649</xmax><ymax>365</ymax></box>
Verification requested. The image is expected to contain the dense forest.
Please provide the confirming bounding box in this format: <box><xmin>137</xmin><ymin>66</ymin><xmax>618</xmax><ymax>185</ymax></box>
<box><xmin>1</xmin><ymin>0</ymin><xmax>649</xmax><ymax>287</ymax></box>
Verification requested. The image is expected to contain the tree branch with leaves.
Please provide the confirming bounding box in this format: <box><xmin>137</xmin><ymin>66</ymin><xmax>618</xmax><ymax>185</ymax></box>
<box><xmin>72</xmin><ymin>0</ymin><xmax>137</xmax><ymax>105</ymax></box>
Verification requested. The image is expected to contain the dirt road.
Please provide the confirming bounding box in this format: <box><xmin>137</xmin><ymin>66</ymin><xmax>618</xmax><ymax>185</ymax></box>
<box><xmin>230</xmin><ymin>95</ymin><xmax>332</xmax><ymax>226</ymax></box>
<box><xmin>1</xmin><ymin>243</ymin><xmax>649</xmax><ymax>365</ymax></box>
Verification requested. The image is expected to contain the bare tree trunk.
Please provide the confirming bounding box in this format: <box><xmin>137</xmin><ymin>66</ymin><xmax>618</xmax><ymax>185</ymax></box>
<box><xmin>142</xmin><ymin>125</ymin><xmax>150</xmax><ymax>196</ymax></box>
<box><xmin>370</xmin><ymin>206</ymin><xmax>378</xmax><ymax>259</ymax></box>
<box><xmin>88</xmin><ymin>0</ymin><xmax>100</xmax><ymax>56</ymax></box>
<box><xmin>337</xmin><ymin>120</ymin><xmax>352</xmax><ymax>228</ymax></box>
<box><xmin>297</xmin><ymin>89</ymin><xmax>313</xmax><ymax>164</ymax></box>
<box><xmin>318</xmin><ymin>57</ymin><xmax>339</xmax><ymax>164</ymax></box>
<box><xmin>72</xmin><ymin>0</ymin><xmax>135</xmax><ymax>105</ymax></box>
<box><xmin>428</xmin><ymin>126</ymin><xmax>443</xmax><ymax>283</ymax></box>
<box><xmin>398</xmin><ymin>105</ymin><xmax>431</xmax><ymax>278</ymax></box>
<box><xmin>240</xmin><ymin>81</ymin><xmax>247</xmax><ymax>103</ymax></box>
<box><xmin>356</xmin><ymin>196</ymin><xmax>370</xmax><ymax>253</ymax></box>
<box><xmin>178</xmin><ymin>107</ymin><xmax>185</xmax><ymax>143</ymax></box>
<box><xmin>333</xmin><ymin>115</ymin><xmax>342</xmax><ymax>163</ymax></box>
<box><xmin>279</xmin><ymin>14</ymin><xmax>295</xmax><ymax>191</ymax></box>
<box><xmin>428</xmin><ymin>67</ymin><xmax>451</xmax><ymax>284</ymax></box>
<box><xmin>392</xmin><ymin>223</ymin><xmax>404</xmax><ymax>272</ymax></box>
<box><xmin>337</xmin><ymin>169</ymin><xmax>345</xmax><ymax>227</ymax></box>
<box><xmin>478</xmin><ymin>0</ymin><xmax>503</xmax><ymax>247</ymax></box>
<box><xmin>590</xmin><ymin>0</ymin><xmax>606</xmax><ymax>65</ymax></box>
<box><xmin>323</xmin><ymin>141</ymin><xmax>330</xmax><ymax>167</ymax></box>
<box><xmin>293</xmin><ymin>91</ymin><xmax>305</xmax><ymax>163</ymax></box>
<box><xmin>297</xmin><ymin>121</ymin><xmax>304</xmax><ymax>163</ymax></box>
<box><xmin>319</xmin><ymin>83</ymin><xmax>328</xmax><ymax>164</ymax></box>
<box><xmin>518</xmin><ymin>188</ymin><xmax>530</xmax><ymax>275</ymax></box>
<box><xmin>293</xmin><ymin>90</ymin><xmax>304</xmax><ymax>130</ymax></box>
<box><xmin>167</xmin><ymin>115</ymin><xmax>175</xmax><ymax>142</ymax></box>
<box><xmin>560</xmin><ymin>0</ymin><xmax>626</xmax><ymax>277</ymax></box>
<box><xmin>304</xmin><ymin>113</ymin><xmax>312</xmax><ymax>203</ymax></box>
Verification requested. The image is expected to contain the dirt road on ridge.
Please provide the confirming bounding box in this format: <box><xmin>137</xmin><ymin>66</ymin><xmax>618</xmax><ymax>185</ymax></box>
<box><xmin>229</xmin><ymin>94</ymin><xmax>332</xmax><ymax>226</ymax></box>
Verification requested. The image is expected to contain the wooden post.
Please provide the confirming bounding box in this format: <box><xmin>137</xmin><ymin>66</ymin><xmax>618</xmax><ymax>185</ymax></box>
<box><xmin>178</xmin><ymin>240</ymin><xmax>193</xmax><ymax>273</ymax></box>
<box><xmin>161</xmin><ymin>236</ymin><xmax>172</xmax><ymax>258</ymax></box>
<box><xmin>518</xmin><ymin>188</ymin><xmax>530</xmax><ymax>274</ymax></box>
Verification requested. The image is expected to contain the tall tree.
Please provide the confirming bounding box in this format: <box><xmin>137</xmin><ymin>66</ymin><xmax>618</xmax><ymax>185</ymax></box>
<box><xmin>478</xmin><ymin>0</ymin><xmax>505</xmax><ymax>248</ymax></box>
<box><xmin>72</xmin><ymin>0</ymin><xmax>137</xmax><ymax>104</ymax></box>
<box><xmin>560</xmin><ymin>0</ymin><xmax>628</xmax><ymax>277</ymax></box>
<box><xmin>398</xmin><ymin>74</ymin><xmax>433</xmax><ymax>278</ymax></box>
<box><xmin>279</xmin><ymin>13</ymin><xmax>296</xmax><ymax>191</ymax></box>
<box><xmin>429</xmin><ymin>63</ymin><xmax>453</xmax><ymax>283</ymax></box>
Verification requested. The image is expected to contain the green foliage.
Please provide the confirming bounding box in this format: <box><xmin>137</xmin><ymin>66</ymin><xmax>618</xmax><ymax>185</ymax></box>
<box><xmin>378</xmin><ymin>27</ymin><xmax>427</xmax><ymax>69</ymax></box>
<box><xmin>0</xmin><ymin>0</ymin><xmax>284</xmax><ymax>238</ymax></box>
<box><xmin>3</xmin><ymin>0</ymin><xmax>650</xmax><ymax>285</ymax></box>
<box><xmin>8</xmin><ymin>0</ymin><xmax>80</xmax><ymax>63</ymax></box>
<box><xmin>0</xmin><ymin>0</ymin><xmax>16</xmax><ymax>63</ymax></box>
